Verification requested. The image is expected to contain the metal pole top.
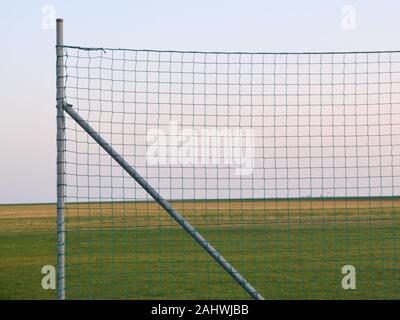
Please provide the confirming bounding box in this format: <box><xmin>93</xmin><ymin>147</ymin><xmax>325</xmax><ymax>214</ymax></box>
<box><xmin>56</xmin><ymin>18</ymin><xmax>63</xmax><ymax>47</ymax></box>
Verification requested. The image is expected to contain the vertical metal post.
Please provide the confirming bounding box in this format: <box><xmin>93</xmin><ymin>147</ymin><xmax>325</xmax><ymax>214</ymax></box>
<box><xmin>56</xmin><ymin>18</ymin><xmax>65</xmax><ymax>300</ymax></box>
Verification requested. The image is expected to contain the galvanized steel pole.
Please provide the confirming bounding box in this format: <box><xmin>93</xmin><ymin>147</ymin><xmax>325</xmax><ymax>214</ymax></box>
<box><xmin>56</xmin><ymin>18</ymin><xmax>66</xmax><ymax>300</ymax></box>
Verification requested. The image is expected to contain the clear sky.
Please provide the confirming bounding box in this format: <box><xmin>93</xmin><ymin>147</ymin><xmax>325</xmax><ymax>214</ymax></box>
<box><xmin>1</xmin><ymin>0</ymin><xmax>400</xmax><ymax>204</ymax></box>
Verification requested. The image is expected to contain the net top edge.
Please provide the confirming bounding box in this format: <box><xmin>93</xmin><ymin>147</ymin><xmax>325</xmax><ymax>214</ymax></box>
<box><xmin>57</xmin><ymin>45</ymin><xmax>400</xmax><ymax>56</ymax></box>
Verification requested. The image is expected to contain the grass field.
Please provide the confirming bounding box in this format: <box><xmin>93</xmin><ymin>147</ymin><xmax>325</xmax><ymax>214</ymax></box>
<box><xmin>0</xmin><ymin>198</ymin><xmax>399</xmax><ymax>299</ymax></box>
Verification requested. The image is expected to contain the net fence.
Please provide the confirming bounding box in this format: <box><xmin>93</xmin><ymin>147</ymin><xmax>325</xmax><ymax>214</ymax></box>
<box><xmin>59</xmin><ymin>46</ymin><xmax>400</xmax><ymax>299</ymax></box>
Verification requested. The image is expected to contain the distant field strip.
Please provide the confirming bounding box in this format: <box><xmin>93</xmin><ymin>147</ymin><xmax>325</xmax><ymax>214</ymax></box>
<box><xmin>1</xmin><ymin>198</ymin><xmax>399</xmax><ymax>232</ymax></box>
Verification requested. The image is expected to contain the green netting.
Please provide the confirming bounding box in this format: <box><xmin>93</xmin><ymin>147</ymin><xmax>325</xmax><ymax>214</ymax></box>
<box><xmin>59</xmin><ymin>46</ymin><xmax>400</xmax><ymax>299</ymax></box>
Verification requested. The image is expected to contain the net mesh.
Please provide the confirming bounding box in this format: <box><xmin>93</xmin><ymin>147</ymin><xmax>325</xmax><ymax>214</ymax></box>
<box><xmin>60</xmin><ymin>46</ymin><xmax>400</xmax><ymax>299</ymax></box>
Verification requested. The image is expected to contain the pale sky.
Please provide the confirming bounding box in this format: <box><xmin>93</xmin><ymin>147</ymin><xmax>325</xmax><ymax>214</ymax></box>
<box><xmin>1</xmin><ymin>0</ymin><xmax>400</xmax><ymax>204</ymax></box>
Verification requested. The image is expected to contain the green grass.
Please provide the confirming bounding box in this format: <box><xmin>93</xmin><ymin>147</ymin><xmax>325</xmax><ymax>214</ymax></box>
<box><xmin>0</xmin><ymin>230</ymin><xmax>56</xmax><ymax>299</ymax></box>
<box><xmin>0</xmin><ymin>201</ymin><xmax>399</xmax><ymax>299</ymax></box>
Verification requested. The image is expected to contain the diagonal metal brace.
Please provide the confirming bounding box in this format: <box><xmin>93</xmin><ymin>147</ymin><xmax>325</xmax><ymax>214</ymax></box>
<box><xmin>62</xmin><ymin>102</ymin><xmax>264</xmax><ymax>300</ymax></box>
